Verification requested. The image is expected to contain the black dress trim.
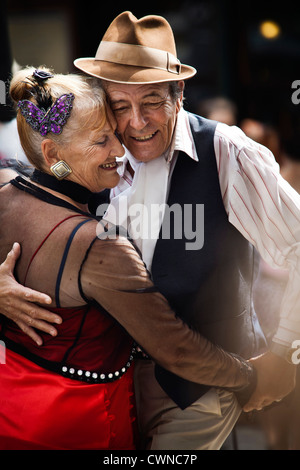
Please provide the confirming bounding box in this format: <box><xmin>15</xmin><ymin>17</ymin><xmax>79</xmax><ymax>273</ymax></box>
<box><xmin>0</xmin><ymin>333</ymin><xmax>136</xmax><ymax>384</ymax></box>
<box><xmin>31</xmin><ymin>169</ymin><xmax>93</xmax><ymax>204</ymax></box>
<box><xmin>10</xmin><ymin>176</ymin><xmax>98</xmax><ymax>219</ymax></box>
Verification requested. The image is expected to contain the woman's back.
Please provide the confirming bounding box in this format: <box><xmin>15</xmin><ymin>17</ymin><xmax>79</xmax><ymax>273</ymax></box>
<box><xmin>0</xmin><ymin>178</ymin><xmax>136</xmax><ymax>370</ymax></box>
<box><xmin>0</xmin><ymin>180</ymin><xmax>94</xmax><ymax>307</ymax></box>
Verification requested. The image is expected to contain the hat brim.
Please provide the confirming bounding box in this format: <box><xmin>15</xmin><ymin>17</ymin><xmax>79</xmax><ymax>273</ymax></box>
<box><xmin>74</xmin><ymin>57</ymin><xmax>197</xmax><ymax>84</ymax></box>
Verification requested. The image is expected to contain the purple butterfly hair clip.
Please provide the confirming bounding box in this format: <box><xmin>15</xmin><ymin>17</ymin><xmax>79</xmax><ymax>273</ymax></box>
<box><xmin>17</xmin><ymin>93</ymin><xmax>75</xmax><ymax>137</ymax></box>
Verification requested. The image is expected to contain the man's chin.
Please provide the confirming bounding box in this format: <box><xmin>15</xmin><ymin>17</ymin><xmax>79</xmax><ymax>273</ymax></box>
<box><xmin>127</xmin><ymin>147</ymin><xmax>162</xmax><ymax>163</ymax></box>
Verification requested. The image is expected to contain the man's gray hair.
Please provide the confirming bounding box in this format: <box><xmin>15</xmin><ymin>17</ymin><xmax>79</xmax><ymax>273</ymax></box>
<box><xmin>169</xmin><ymin>81</ymin><xmax>184</xmax><ymax>102</ymax></box>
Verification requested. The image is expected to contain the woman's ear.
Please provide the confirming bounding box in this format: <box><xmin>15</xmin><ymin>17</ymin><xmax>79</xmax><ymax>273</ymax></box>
<box><xmin>41</xmin><ymin>139</ymin><xmax>60</xmax><ymax>169</ymax></box>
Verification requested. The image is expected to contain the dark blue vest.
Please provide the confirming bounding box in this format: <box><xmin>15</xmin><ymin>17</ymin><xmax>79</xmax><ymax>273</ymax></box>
<box><xmin>151</xmin><ymin>113</ymin><xmax>266</xmax><ymax>409</ymax></box>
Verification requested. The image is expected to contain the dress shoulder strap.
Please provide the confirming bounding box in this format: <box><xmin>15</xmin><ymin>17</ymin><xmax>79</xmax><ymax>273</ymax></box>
<box><xmin>55</xmin><ymin>217</ymin><xmax>93</xmax><ymax>307</ymax></box>
<box><xmin>23</xmin><ymin>214</ymin><xmax>86</xmax><ymax>286</ymax></box>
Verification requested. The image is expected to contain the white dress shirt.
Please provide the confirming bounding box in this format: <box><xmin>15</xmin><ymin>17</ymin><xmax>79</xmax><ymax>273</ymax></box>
<box><xmin>110</xmin><ymin>108</ymin><xmax>300</xmax><ymax>348</ymax></box>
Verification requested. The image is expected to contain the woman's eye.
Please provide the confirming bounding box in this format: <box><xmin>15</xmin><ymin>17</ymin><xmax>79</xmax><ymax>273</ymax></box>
<box><xmin>96</xmin><ymin>137</ymin><xmax>107</xmax><ymax>146</ymax></box>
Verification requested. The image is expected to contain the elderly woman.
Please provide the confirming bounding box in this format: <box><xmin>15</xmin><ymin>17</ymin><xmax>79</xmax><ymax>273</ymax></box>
<box><xmin>0</xmin><ymin>67</ymin><xmax>254</xmax><ymax>450</ymax></box>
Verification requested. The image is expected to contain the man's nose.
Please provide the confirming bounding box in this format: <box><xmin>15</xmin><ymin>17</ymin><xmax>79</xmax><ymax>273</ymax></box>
<box><xmin>129</xmin><ymin>105</ymin><xmax>148</xmax><ymax>130</ymax></box>
<box><xmin>111</xmin><ymin>133</ymin><xmax>125</xmax><ymax>158</ymax></box>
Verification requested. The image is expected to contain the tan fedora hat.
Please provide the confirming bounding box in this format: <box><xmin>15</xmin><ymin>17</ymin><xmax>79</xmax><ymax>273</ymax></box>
<box><xmin>74</xmin><ymin>11</ymin><xmax>197</xmax><ymax>84</ymax></box>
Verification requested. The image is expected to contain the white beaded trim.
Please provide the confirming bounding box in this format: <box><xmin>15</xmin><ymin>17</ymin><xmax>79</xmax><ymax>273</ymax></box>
<box><xmin>61</xmin><ymin>347</ymin><xmax>136</xmax><ymax>383</ymax></box>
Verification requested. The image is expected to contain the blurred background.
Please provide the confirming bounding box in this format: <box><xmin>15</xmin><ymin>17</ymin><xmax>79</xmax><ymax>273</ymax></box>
<box><xmin>1</xmin><ymin>0</ymin><xmax>300</xmax><ymax>449</ymax></box>
<box><xmin>1</xmin><ymin>0</ymin><xmax>300</xmax><ymax>155</ymax></box>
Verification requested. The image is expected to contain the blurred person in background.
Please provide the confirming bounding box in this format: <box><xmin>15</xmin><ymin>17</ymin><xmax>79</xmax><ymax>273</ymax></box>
<box><xmin>240</xmin><ymin>118</ymin><xmax>283</xmax><ymax>167</ymax></box>
<box><xmin>197</xmin><ymin>96</ymin><xmax>238</xmax><ymax>126</ymax></box>
<box><xmin>0</xmin><ymin>116</ymin><xmax>29</xmax><ymax>164</ymax></box>
<box><xmin>0</xmin><ymin>1</ymin><xmax>29</xmax><ymax>165</ymax></box>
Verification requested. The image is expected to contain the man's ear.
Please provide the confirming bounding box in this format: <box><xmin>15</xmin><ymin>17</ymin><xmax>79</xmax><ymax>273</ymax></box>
<box><xmin>176</xmin><ymin>80</ymin><xmax>185</xmax><ymax>114</ymax></box>
<box><xmin>41</xmin><ymin>139</ymin><xmax>60</xmax><ymax>169</ymax></box>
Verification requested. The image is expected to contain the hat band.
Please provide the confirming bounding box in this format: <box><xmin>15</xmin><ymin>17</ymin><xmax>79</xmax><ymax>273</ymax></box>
<box><xmin>95</xmin><ymin>41</ymin><xmax>181</xmax><ymax>74</ymax></box>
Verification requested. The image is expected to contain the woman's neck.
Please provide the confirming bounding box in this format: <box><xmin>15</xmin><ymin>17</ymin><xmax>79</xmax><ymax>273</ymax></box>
<box><xmin>30</xmin><ymin>169</ymin><xmax>92</xmax><ymax>212</ymax></box>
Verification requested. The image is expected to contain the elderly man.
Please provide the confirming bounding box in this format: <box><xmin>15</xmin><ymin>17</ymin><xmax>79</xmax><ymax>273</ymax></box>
<box><xmin>1</xmin><ymin>12</ymin><xmax>299</xmax><ymax>450</ymax></box>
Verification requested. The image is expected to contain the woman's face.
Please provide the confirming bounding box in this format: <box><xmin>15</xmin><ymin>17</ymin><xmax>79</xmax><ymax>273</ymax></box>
<box><xmin>57</xmin><ymin>108</ymin><xmax>124</xmax><ymax>193</ymax></box>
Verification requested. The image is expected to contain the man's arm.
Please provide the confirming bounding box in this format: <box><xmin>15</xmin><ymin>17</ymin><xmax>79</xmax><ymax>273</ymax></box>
<box><xmin>0</xmin><ymin>243</ymin><xmax>62</xmax><ymax>345</ymax></box>
<box><xmin>214</xmin><ymin>123</ymin><xmax>300</xmax><ymax>410</ymax></box>
<box><xmin>80</xmin><ymin>235</ymin><xmax>256</xmax><ymax>399</ymax></box>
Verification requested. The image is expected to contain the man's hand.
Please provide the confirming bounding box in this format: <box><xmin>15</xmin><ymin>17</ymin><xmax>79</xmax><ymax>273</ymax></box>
<box><xmin>0</xmin><ymin>243</ymin><xmax>62</xmax><ymax>345</ymax></box>
<box><xmin>243</xmin><ymin>351</ymin><xmax>297</xmax><ymax>412</ymax></box>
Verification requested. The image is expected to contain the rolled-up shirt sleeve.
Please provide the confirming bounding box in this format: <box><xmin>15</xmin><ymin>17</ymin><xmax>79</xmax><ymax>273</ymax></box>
<box><xmin>215</xmin><ymin>122</ymin><xmax>300</xmax><ymax>347</ymax></box>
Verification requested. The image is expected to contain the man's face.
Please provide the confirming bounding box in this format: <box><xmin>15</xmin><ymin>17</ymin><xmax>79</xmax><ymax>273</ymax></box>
<box><xmin>104</xmin><ymin>81</ymin><xmax>183</xmax><ymax>162</ymax></box>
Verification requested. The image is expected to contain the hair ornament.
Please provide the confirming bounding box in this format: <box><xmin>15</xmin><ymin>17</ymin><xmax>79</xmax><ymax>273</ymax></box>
<box><xmin>23</xmin><ymin>69</ymin><xmax>54</xmax><ymax>112</ymax></box>
<box><xmin>18</xmin><ymin>93</ymin><xmax>75</xmax><ymax>136</ymax></box>
<box><xmin>32</xmin><ymin>69</ymin><xmax>54</xmax><ymax>82</ymax></box>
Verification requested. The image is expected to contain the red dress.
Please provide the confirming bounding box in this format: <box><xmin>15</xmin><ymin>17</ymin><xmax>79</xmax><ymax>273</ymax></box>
<box><xmin>0</xmin><ymin>215</ymin><xmax>138</xmax><ymax>450</ymax></box>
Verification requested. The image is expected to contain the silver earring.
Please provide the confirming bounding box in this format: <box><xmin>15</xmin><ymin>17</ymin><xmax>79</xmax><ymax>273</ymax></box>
<box><xmin>50</xmin><ymin>160</ymin><xmax>72</xmax><ymax>180</ymax></box>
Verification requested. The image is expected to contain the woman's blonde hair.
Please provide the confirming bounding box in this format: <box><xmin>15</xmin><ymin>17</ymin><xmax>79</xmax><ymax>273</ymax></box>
<box><xmin>10</xmin><ymin>66</ymin><xmax>107</xmax><ymax>170</ymax></box>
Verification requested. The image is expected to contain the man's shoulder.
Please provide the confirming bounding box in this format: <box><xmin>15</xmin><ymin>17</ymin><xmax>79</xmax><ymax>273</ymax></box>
<box><xmin>214</xmin><ymin>120</ymin><xmax>259</xmax><ymax>153</ymax></box>
<box><xmin>188</xmin><ymin>111</ymin><xmax>249</xmax><ymax>151</ymax></box>
<box><xmin>186</xmin><ymin>111</ymin><xmax>218</xmax><ymax>134</ymax></box>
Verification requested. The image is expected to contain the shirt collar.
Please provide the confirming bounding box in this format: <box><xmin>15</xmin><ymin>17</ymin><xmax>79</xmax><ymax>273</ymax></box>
<box><xmin>167</xmin><ymin>108</ymin><xmax>198</xmax><ymax>164</ymax></box>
